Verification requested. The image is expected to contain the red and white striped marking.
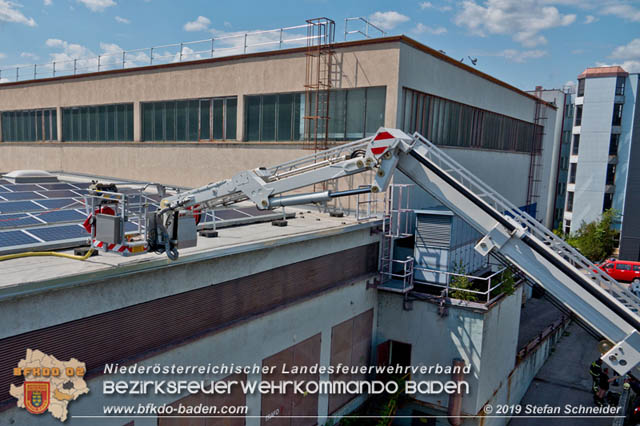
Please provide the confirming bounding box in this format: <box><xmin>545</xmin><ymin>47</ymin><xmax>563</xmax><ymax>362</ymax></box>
<box><xmin>92</xmin><ymin>239</ymin><xmax>132</xmax><ymax>253</ymax></box>
<box><xmin>370</xmin><ymin>130</ymin><xmax>395</xmax><ymax>156</ymax></box>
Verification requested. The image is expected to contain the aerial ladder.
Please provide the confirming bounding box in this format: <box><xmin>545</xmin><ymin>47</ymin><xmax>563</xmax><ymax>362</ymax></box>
<box><xmin>90</xmin><ymin>128</ymin><xmax>640</xmax><ymax>376</ymax></box>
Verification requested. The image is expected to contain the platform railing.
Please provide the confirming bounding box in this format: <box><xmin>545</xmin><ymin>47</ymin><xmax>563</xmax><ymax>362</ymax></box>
<box><xmin>0</xmin><ymin>24</ymin><xmax>316</xmax><ymax>83</ymax></box>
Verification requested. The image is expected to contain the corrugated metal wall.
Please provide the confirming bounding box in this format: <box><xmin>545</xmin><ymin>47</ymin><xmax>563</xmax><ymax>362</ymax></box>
<box><xmin>0</xmin><ymin>243</ymin><xmax>378</xmax><ymax>407</ymax></box>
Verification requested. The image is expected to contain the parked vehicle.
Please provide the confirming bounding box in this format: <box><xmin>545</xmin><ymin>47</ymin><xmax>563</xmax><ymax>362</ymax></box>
<box><xmin>598</xmin><ymin>259</ymin><xmax>640</xmax><ymax>296</ymax></box>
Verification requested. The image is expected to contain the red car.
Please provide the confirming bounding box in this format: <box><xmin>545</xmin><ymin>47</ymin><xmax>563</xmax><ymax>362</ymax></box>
<box><xmin>599</xmin><ymin>259</ymin><xmax>640</xmax><ymax>285</ymax></box>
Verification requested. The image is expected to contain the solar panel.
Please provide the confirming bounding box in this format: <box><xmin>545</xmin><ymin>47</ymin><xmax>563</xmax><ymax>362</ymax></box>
<box><xmin>0</xmin><ymin>191</ymin><xmax>46</xmax><ymax>201</ymax></box>
<box><xmin>0</xmin><ymin>213</ymin><xmax>42</xmax><ymax>229</ymax></box>
<box><xmin>27</xmin><ymin>224</ymin><xmax>89</xmax><ymax>242</ymax></box>
<box><xmin>66</xmin><ymin>182</ymin><xmax>91</xmax><ymax>189</ymax></box>
<box><xmin>209</xmin><ymin>209</ymin><xmax>249</xmax><ymax>220</ymax></box>
<box><xmin>0</xmin><ymin>201</ymin><xmax>44</xmax><ymax>214</ymax></box>
<box><xmin>38</xmin><ymin>190</ymin><xmax>85</xmax><ymax>199</ymax></box>
<box><xmin>236</xmin><ymin>206</ymin><xmax>279</xmax><ymax>216</ymax></box>
<box><xmin>37</xmin><ymin>199</ymin><xmax>85</xmax><ymax>210</ymax></box>
<box><xmin>35</xmin><ymin>209</ymin><xmax>87</xmax><ymax>224</ymax></box>
<box><xmin>0</xmin><ymin>184</ymin><xmax>47</xmax><ymax>192</ymax></box>
<box><xmin>36</xmin><ymin>183</ymin><xmax>79</xmax><ymax>191</ymax></box>
<box><xmin>0</xmin><ymin>230</ymin><xmax>39</xmax><ymax>248</ymax></box>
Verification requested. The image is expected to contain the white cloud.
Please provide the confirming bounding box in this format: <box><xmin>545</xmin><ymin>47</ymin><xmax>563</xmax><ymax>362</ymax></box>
<box><xmin>44</xmin><ymin>38</ymin><xmax>150</xmax><ymax>73</ymax></box>
<box><xmin>597</xmin><ymin>38</ymin><xmax>640</xmax><ymax>73</ymax></box>
<box><xmin>223</xmin><ymin>21</ymin><xmax>232</xmax><ymax>28</ymax></box>
<box><xmin>583</xmin><ymin>15</ymin><xmax>597</xmax><ymax>23</ymax></box>
<box><xmin>44</xmin><ymin>0</ymin><xmax>52</xmax><ymax>5</ymax></box>
<box><xmin>0</xmin><ymin>52</ymin><xmax>5</xmax><ymax>60</ymax></box>
<box><xmin>0</xmin><ymin>0</ymin><xmax>36</xmax><ymax>27</ymax></box>
<box><xmin>420</xmin><ymin>1</ymin><xmax>452</xmax><ymax>12</ymax></box>
<box><xmin>20</xmin><ymin>52</ymin><xmax>38</xmax><ymax>60</ymax></box>
<box><xmin>184</xmin><ymin>15</ymin><xmax>211</xmax><ymax>32</ymax></box>
<box><xmin>368</xmin><ymin>11</ymin><xmax>410</xmax><ymax>31</ymax></box>
<box><xmin>499</xmin><ymin>48</ymin><xmax>547</xmax><ymax>63</ymax></box>
<box><xmin>413</xmin><ymin>23</ymin><xmax>447</xmax><ymax>35</ymax></box>
<box><xmin>601</xmin><ymin>3</ymin><xmax>640</xmax><ymax>22</ymax></box>
<box><xmin>115</xmin><ymin>15</ymin><xmax>130</xmax><ymax>24</ymax></box>
<box><xmin>454</xmin><ymin>0</ymin><xmax>575</xmax><ymax>47</ymax></box>
<box><xmin>76</xmin><ymin>0</ymin><xmax>115</xmax><ymax>12</ymax></box>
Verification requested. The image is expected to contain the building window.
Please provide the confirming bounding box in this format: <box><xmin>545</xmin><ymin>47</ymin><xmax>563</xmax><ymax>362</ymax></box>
<box><xmin>569</xmin><ymin>163</ymin><xmax>577</xmax><ymax>184</ymax></box>
<box><xmin>612</xmin><ymin>104</ymin><xmax>623</xmax><ymax>126</ymax></box>
<box><xmin>564</xmin><ymin>219</ymin><xmax>572</xmax><ymax>235</ymax></box>
<box><xmin>566</xmin><ymin>191</ymin><xmax>574</xmax><ymax>212</ymax></box>
<box><xmin>603</xmin><ymin>193</ymin><xmax>613</xmax><ymax>212</ymax></box>
<box><xmin>1</xmin><ymin>109</ymin><xmax>57</xmax><ymax>142</ymax></box>
<box><xmin>62</xmin><ymin>104</ymin><xmax>132</xmax><ymax>142</ymax></box>
<box><xmin>575</xmin><ymin>105</ymin><xmax>582</xmax><ymax>126</ymax></box>
<box><xmin>244</xmin><ymin>87</ymin><xmax>385</xmax><ymax>142</ymax></box>
<box><xmin>615</xmin><ymin>76</ymin><xmax>625</xmax><ymax>96</ymax></box>
<box><xmin>609</xmin><ymin>134</ymin><xmax>619</xmax><ymax>156</ymax></box>
<box><xmin>571</xmin><ymin>134</ymin><xmax>580</xmax><ymax>155</ymax></box>
<box><xmin>577</xmin><ymin>79</ymin><xmax>585</xmax><ymax>97</ymax></box>
<box><xmin>606</xmin><ymin>164</ymin><xmax>616</xmax><ymax>185</ymax></box>
<box><xmin>142</xmin><ymin>97</ymin><xmax>236</xmax><ymax>141</ymax></box>
<box><xmin>401</xmin><ymin>87</ymin><xmax>540</xmax><ymax>153</ymax></box>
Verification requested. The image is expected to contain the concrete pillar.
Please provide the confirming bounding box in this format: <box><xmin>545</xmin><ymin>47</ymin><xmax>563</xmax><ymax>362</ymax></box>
<box><xmin>56</xmin><ymin>106</ymin><xmax>63</xmax><ymax>142</ymax></box>
<box><xmin>236</xmin><ymin>95</ymin><xmax>244</xmax><ymax>141</ymax></box>
<box><xmin>316</xmin><ymin>327</ymin><xmax>332</xmax><ymax>423</ymax></box>
<box><xmin>133</xmin><ymin>101</ymin><xmax>142</xmax><ymax>142</ymax></box>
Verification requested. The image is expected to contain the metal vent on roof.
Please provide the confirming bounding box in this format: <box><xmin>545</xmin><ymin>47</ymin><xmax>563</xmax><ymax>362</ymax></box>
<box><xmin>3</xmin><ymin>170</ymin><xmax>59</xmax><ymax>183</ymax></box>
<box><xmin>415</xmin><ymin>214</ymin><xmax>451</xmax><ymax>249</ymax></box>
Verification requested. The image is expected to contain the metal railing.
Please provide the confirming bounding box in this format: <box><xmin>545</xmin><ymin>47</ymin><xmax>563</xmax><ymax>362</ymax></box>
<box><xmin>0</xmin><ymin>24</ymin><xmax>317</xmax><ymax>84</ymax></box>
<box><xmin>412</xmin><ymin>132</ymin><xmax>640</xmax><ymax>314</ymax></box>
<box><xmin>344</xmin><ymin>17</ymin><xmax>386</xmax><ymax>40</ymax></box>
<box><xmin>379</xmin><ymin>256</ymin><xmax>415</xmax><ymax>293</ymax></box>
<box><xmin>414</xmin><ymin>264</ymin><xmax>510</xmax><ymax>304</ymax></box>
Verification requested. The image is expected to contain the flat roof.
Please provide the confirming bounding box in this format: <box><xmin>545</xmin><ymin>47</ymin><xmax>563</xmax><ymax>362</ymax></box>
<box><xmin>0</xmin><ymin>35</ymin><xmax>555</xmax><ymax>109</ymax></box>
<box><xmin>0</xmin><ymin>203</ymin><xmax>379</xmax><ymax>300</ymax></box>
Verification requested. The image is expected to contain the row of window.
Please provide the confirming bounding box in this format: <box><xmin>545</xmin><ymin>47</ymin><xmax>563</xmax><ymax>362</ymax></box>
<box><xmin>63</xmin><ymin>104</ymin><xmax>133</xmax><ymax>142</ymax></box>
<box><xmin>574</xmin><ymin>103</ymin><xmax>623</xmax><ymax>127</ymax></box>
<box><xmin>142</xmin><ymin>97</ymin><xmax>237</xmax><ymax>142</ymax></box>
<box><xmin>576</xmin><ymin>76</ymin><xmax>625</xmax><ymax>97</ymax></box>
<box><xmin>244</xmin><ymin>87</ymin><xmax>386</xmax><ymax>142</ymax></box>
<box><xmin>401</xmin><ymin>88</ymin><xmax>541</xmax><ymax>153</ymax></box>
<box><xmin>1</xmin><ymin>109</ymin><xmax>57</xmax><ymax>142</ymax></box>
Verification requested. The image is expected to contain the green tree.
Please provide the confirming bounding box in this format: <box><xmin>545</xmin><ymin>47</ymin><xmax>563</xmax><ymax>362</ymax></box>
<box><xmin>449</xmin><ymin>260</ymin><xmax>478</xmax><ymax>302</ymax></box>
<box><xmin>566</xmin><ymin>209</ymin><xmax>619</xmax><ymax>262</ymax></box>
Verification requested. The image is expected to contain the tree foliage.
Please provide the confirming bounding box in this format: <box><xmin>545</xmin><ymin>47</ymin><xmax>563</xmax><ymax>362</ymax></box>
<box><xmin>449</xmin><ymin>260</ymin><xmax>478</xmax><ymax>302</ymax></box>
<box><xmin>565</xmin><ymin>209</ymin><xmax>619</xmax><ymax>262</ymax></box>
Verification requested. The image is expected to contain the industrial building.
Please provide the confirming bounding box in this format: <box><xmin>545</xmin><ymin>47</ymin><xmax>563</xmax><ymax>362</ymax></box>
<box><xmin>564</xmin><ymin>66</ymin><xmax>640</xmax><ymax>260</ymax></box>
<box><xmin>1</xmin><ymin>22</ymin><xmax>623</xmax><ymax>426</ymax></box>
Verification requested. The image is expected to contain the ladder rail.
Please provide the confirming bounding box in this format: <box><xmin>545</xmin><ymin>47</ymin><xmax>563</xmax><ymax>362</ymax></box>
<box><xmin>411</xmin><ymin>133</ymin><xmax>638</xmax><ymax>310</ymax></box>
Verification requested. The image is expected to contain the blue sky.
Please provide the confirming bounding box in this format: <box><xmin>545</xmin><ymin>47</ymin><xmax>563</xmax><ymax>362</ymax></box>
<box><xmin>0</xmin><ymin>0</ymin><xmax>638</xmax><ymax>91</ymax></box>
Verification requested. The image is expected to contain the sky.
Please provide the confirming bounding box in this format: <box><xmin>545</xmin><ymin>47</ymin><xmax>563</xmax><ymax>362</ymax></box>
<box><xmin>0</xmin><ymin>0</ymin><xmax>638</xmax><ymax>91</ymax></box>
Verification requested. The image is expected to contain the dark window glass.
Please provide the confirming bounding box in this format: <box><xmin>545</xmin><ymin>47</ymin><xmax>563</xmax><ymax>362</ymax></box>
<box><xmin>51</xmin><ymin>109</ymin><xmax>57</xmax><ymax>141</ymax></box>
<box><xmin>116</xmin><ymin>105</ymin><xmax>125</xmax><ymax>141</ymax></box>
<box><xmin>346</xmin><ymin>88</ymin><xmax>366</xmax><ymax>139</ymax></box>
<box><xmin>609</xmin><ymin>134</ymin><xmax>619</xmax><ymax>156</ymax></box>
<box><xmin>262</xmin><ymin>95</ymin><xmax>276</xmax><ymax>141</ymax></box>
<box><xmin>188</xmin><ymin>100</ymin><xmax>199</xmax><ymax>141</ymax></box>
<box><xmin>154</xmin><ymin>103</ymin><xmax>164</xmax><ymax>141</ymax></box>
<box><xmin>44</xmin><ymin>110</ymin><xmax>51</xmax><ymax>141</ymax></box>
<box><xmin>277</xmin><ymin>94</ymin><xmax>293</xmax><ymax>141</ymax></box>
<box><xmin>176</xmin><ymin>101</ymin><xmax>187</xmax><ymax>141</ymax></box>
<box><xmin>617</xmin><ymin>263</ymin><xmax>631</xmax><ymax>271</ymax></box>
<box><xmin>577</xmin><ymin>79</ymin><xmax>585</xmax><ymax>97</ymax></box>
<box><xmin>293</xmin><ymin>94</ymin><xmax>302</xmax><ymax>141</ymax></box>
<box><xmin>226</xmin><ymin>98</ymin><xmax>237</xmax><ymax>140</ymax></box>
<box><xmin>575</xmin><ymin>105</ymin><xmax>582</xmax><ymax>126</ymax></box>
<box><xmin>615</xmin><ymin>76</ymin><xmax>625</xmax><ymax>96</ymax></box>
<box><xmin>143</xmin><ymin>103</ymin><xmax>153</xmax><ymax>141</ymax></box>
<box><xmin>125</xmin><ymin>104</ymin><xmax>133</xmax><ymax>141</ymax></box>
<box><xmin>165</xmin><ymin>102</ymin><xmax>175</xmax><ymax>141</ymax></box>
<box><xmin>213</xmin><ymin>99</ymin><xmax>223</xmax><ymax>140</ymax></box>
<box><xmin>572</xmin><ymin>135</ymin><xmax>579</xmax><ymax>155</ymax></box>
<box><xmin>328</xmin><ymin>90</ymin><xmax>346</xmax><ymax>140</ymax></box>
<box><xmin>246</xmin><ymin>96</ymin><xmax>261</xmax><ymax>141</ymax></box>
<box><xmin>566</xmin><ymin>191</ymin><xmax>574</xmax><ymax>212</ymax></box>
<box><xmin>564</xmin><ymin>220</ymin><xmax>571</xmax><ymax>235</ymax></box>
<box><xmin>200</xmin><ymin>99</ymin><xmax>211</xmax><ymax>140</ymax></box>
<box><xmin>569</xmin><ymin>163</ymin><xmax>577</xmax><ymax>184</ymax></box>
<box><xmin>612</xmin><ymin>104</ymin><xmax>623</xmax><ymax>126</ymax></box>
<box><xmin>606</xmin><ymin>164</ymin><xmax>616</xmax><ymax>185</ymax></box>
<box><xmin>72</xmin><ymin>108</ymin><xmax>81</xmax><ymax>141</ymax></box>
<box><xmin>603</xmin><ymin>193</ymin><xmax>613</xmax><ymax>211</ymax></box>
<box><xmin>365</xmin><ymin>87</ymin><xmax>386</xmax><ymax>137</ymax></box>
<box><xmin>35</xmin><ymin>110</ymin><xmax>42</xmax><ymax>141</ymax></box>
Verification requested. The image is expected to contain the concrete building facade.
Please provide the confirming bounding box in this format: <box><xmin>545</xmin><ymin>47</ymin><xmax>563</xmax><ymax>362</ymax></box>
<box><xmin>564</xmin><ymin>66</ymin><xmax>640</xmax><ymax>260</ymax></box>
<box><xmin>0</xmin><ymin>35</ymin><xmax>559</xmax><ymax>227</ymax></box>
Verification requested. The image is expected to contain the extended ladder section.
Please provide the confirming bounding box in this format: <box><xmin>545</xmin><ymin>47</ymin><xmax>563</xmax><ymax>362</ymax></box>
<box><xmin>398</xmin><ymin>132</ymin><xmax>640</xmax><ymax>375</ymax></box>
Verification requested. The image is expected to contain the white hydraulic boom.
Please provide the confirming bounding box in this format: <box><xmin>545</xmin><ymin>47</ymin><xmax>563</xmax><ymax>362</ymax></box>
<box><xmin>92</xmin><ymin>128</ymin><xmax>640</xmax><ymax>375</ymax></box>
